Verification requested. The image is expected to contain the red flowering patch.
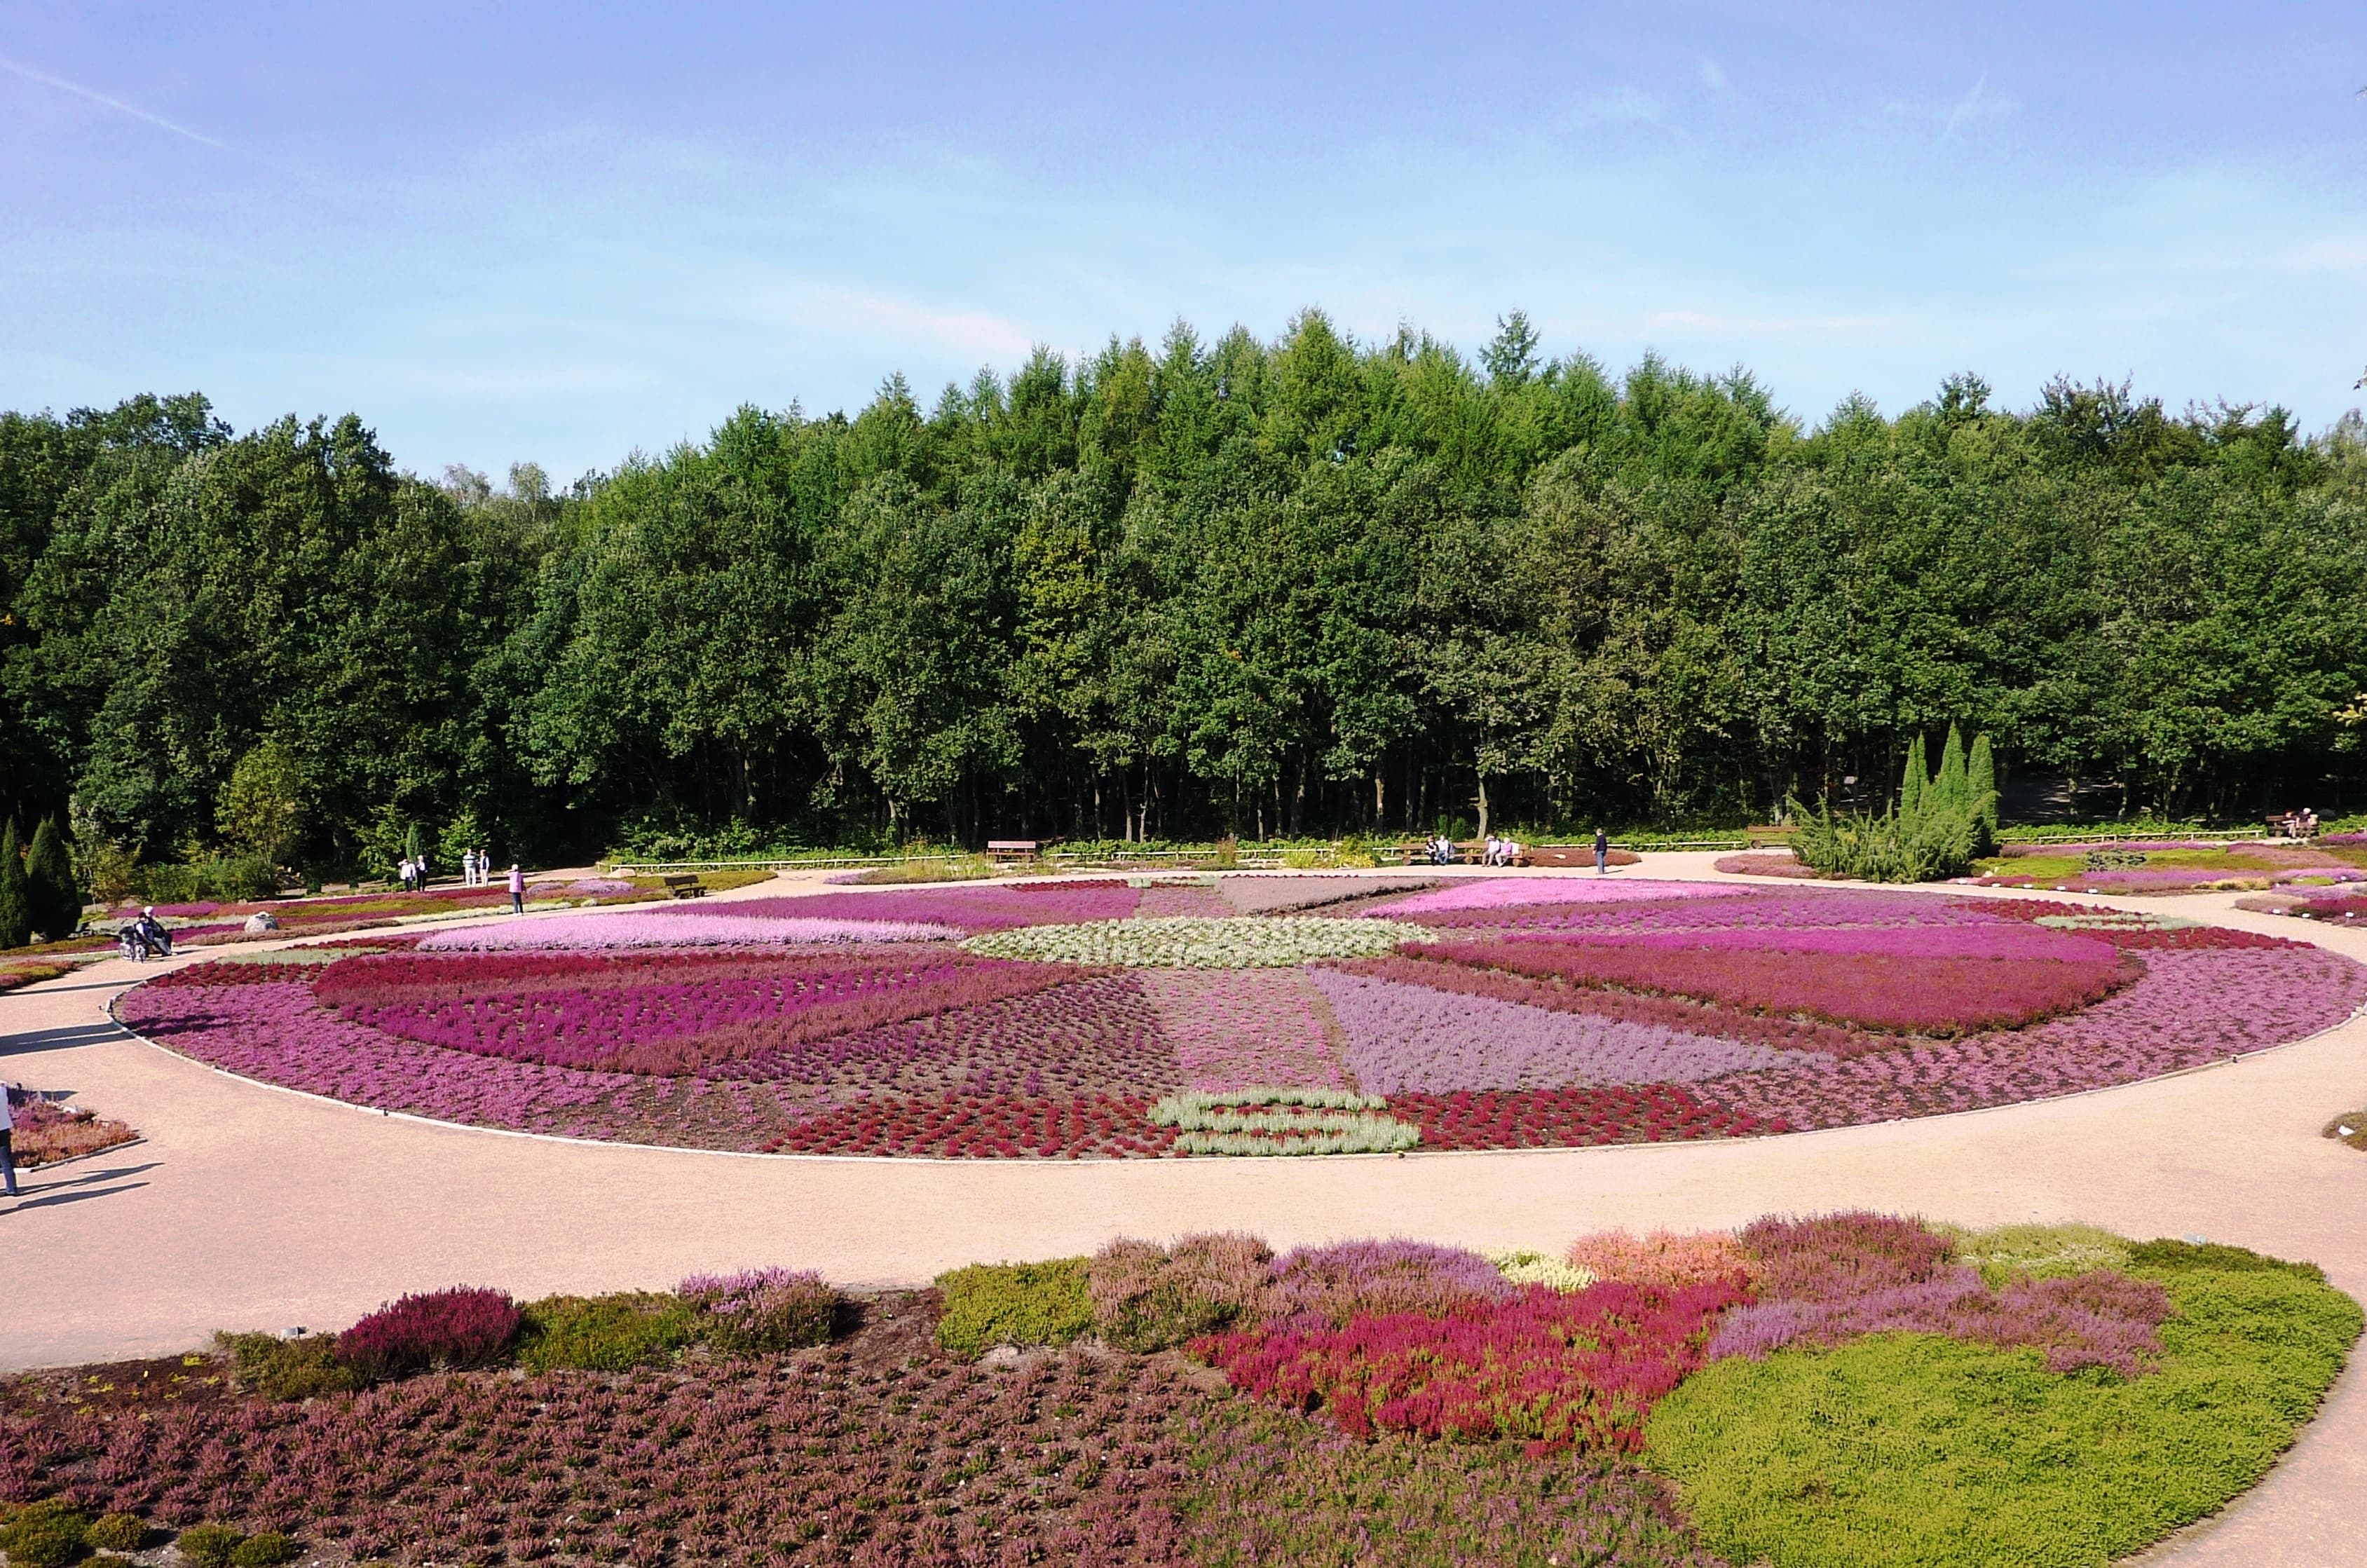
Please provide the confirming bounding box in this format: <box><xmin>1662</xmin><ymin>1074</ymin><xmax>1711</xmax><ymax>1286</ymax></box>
<box><xmin>1389</xmin><ymin>1085</ymin><xmax>1781</xmax><ymax>1150</ymax></box>
<box><xmin>1194</xmin><ymin>1278</ymin><xmax>1751</xmax><ymax>1453</ymax></box>
<box><xmin>759</xmin><ymin>1092</ymin><xmax>1169</xmax><ymax>1158</ymax></box>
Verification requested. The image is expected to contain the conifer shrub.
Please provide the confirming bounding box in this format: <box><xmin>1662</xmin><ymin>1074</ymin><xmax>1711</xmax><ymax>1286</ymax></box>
<box><xmin>515</xmin><ymin>1291</ymin><xmax>702</xmax><ymax>1372</ymax></box>
<box><xmin>0</xmin><ymin>821</ymin><xmax>30</xmax><ymax>949</ymax></box>
<box><xmin>0</xmin><ymin>1498</ymin><xmax>90</xmax><ymax>1568</ymax></box>
<box><xmin>25</xmin><ymin>818</ymin><xmax>81</xmax><ymax>942</ymax></box>
<box><xmin>174</xmin><ymin>1523</ymin><xmax>245</xmax><ymax>1568</ymax></box>
<box><xmin>215</xmin><ymin>1332</ymin><xmax>360</xmax><ymax>1400</ymax></box>
<box><xmin>1790</xmin><ymin>724</ymin><xmax>1999</xmax><ymax>882</ymax></box>
<box><xmin>1088</xmin><ymin>1233</ymin><xmax>1274</xmax><ymax>1350</ymax></box>
<box><xmin>228</xmin><ymin>1530</ymin><xmax>297</xmax><ymax>1566</ymax></box>
<box><xmin>934</xmin><ymin>1258</ymin><xmax>1095</xmax><ymax>1354</ymax></box>
<box><xmin>82</xmin><ymin>1512</ymin><xmax>149</xmax><ymax>1551</ymax></box>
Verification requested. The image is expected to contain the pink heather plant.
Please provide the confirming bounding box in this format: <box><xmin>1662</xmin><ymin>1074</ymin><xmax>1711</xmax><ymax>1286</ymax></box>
<box><xmin>676</xmin><ymin>1267</ymin><xmax>838</xmax><ymax>1351</ymax></box>
<box><xmin>1310</xmin><ymin>969</ymin><xmax>1815</xmax><ymax>1093</ymax></box>
<box><xmin>420</xmin><ymin>913</ymin><xmax>961</xmax><ymax>950</ymax></box>
<box><xmin>693</xmin><ymin>882</ymin><xmax>1140</xmax><ymax>932</ymax></box>
<box><xmin>1370</xmin><ymin>878</ymin><xmax>1736</xmax><ymax>917</ymax></box>
<box><xmin>1266</xmin><ymin>1239</ymin><xmax>1516</xmax><ymax>1325</ymax></box>
<box><xmin>1137</xmin><ymin>967</ymin><xmax>1347</xmax><ymax>1091</ymax></box>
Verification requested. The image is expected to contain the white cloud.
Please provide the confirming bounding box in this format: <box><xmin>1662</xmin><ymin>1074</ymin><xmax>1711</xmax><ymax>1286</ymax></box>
<box><xmin>1698</xmin><ymin>59</ymin><xmax>1728</xmax><ymax>91</ymax></box>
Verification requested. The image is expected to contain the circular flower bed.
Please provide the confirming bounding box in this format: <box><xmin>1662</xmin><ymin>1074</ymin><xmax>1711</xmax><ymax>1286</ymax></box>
<box><xmin>115</xmin><ymin>876</ymin><xmax>2367</xmax><ymax>1159</ymax></box>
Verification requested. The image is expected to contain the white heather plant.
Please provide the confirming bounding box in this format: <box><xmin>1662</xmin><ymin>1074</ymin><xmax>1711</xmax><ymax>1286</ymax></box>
<box><xmin>964</xmin><ymin>915</ymin><xmax>1431</xmax><ymax>968</ymax></box>
<box><xmin>1150</xmin><ymin>1086</ymin><xmax>1421</xmax><ymax>1155</ymax></box>
<box><xmin>1486</xmin><ymin>1248</ymin><xmax>1600</xmax><ymax>1293</ymax></box>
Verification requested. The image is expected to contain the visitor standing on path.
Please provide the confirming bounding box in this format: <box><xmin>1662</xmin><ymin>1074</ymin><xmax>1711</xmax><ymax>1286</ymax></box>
<box><xmin>1594</xmin><ymin>826</ymin><xmax>1609</xmax><ymax>875</ymax></box>
<box><xmin>1</xmin><ymin>1083</ymin><xmax>18</xmax><ymax>1199</ymax></box>
<box><xmin>507</xmin><ymin>864</ymin><xmax>525</xmax><ymax>915</ymax></box>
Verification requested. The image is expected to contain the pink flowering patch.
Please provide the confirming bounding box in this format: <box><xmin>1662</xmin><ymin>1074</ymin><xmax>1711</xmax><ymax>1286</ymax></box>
<box><xmin>421</xmin><ymin>913</ymin><xmax>960</xmax><ymax>950</ymax></box>
<box><xmin>1370</xmin><ymin>878</ymin><xmax>1737</xmax><ymax>917</ymax></box>
<box><xmin>1194</xmin><ymin>1277</ymin><xmax>1749</xmax><ymax>1453</ymax></box>
<box><xmin>688</xmin><ymin>882</ymin><xmax>1140</xmax><ymax>933</ymax></box>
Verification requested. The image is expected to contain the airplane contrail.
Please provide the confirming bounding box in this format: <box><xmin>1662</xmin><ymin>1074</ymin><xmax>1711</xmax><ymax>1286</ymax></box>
<box><xmin>0</xmin><ymin>56</ymin><xmax>224</xmax><ymax>148</ymax></box>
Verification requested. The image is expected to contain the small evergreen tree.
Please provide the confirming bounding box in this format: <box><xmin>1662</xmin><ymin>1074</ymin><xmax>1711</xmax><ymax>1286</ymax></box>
<box><xmin>1967</xmin><ymin>735</ymin><xmax>2000</xmax><ymax>847</ymax></box>
<box><xmin>1898</xmin><ymin>735</ymin><xmax>1928</xmax><ymax>817</ymax></box>
<box><xmin>0</xmin><ymin>822</ymin><xmax>31</xmax><ymax>950</ymax></box>
<box><xmin>25</xmin><ymin>817</ymin><xmax>80</xmax><ymax>941</ymax></box>
<box><xmin>1934</xmin><ymin>725</ymin><xmax>1968</xmax><ymax>813</ymax></box>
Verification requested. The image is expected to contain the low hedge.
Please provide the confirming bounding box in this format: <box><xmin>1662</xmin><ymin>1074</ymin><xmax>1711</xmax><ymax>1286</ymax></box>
<box><xmin>1643</xmin><ymin>1255</ymin><xmax>2363</xmax><ymax>1568</ymax></box>
<box><xmin>935</xmin><ymin>1258</ymin><xmax>1094</xmax><ymax>1356</ymax></box>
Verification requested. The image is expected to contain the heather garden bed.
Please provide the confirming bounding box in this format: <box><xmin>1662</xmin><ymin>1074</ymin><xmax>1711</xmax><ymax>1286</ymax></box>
<box><xmin>0</xmin><ymin>1216</ymin><xmax>2352</xmax><ymax>1568</ymax></box>
<box><xmin>1974</xmin><ymin>840</ymin><xmax>2367</xmax><ymax>896</ymax></box>
<box><xmin>111</xmin><ymin>875</ymin><xmax>2367</xmax><ymax>1157</ymax></box>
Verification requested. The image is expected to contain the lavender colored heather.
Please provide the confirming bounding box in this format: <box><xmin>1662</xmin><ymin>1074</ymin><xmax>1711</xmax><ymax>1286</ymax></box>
<box><xmin>1267</xmin><ymin>1238</ymin><xmax>1518</xmax><ymax>1324</ymax></box>
<box><xmin>1707</xmin><ymin>1265</ymin><xmax>2170</xmax><ymax>1377</ymax></box>
<box><xmin>1310</xmin><ymin>969</ymin><xmax>1818</xmax><ymax>1094</ymax></box>
<box><xmin>682</xmin><ymin>882</ymin><xmax>1140</xmax><ymax>932</ymax></box>
<box><xmin>1693</xmin><ymin>943</ymin><xmax>2367</xmax><ymax>1131</ymax></box>
<box><xmin>1138</xmin><ymin>967</ymin><xmax>1349</xmax><ymax>1091</ymax></box>
<box><xmin>421</xmin><ymin>913</ymin><xmax>960</xmax><ymax>950</ymax></box>
<box><xmin>1372</xmin><ymin>878</ymin><xmax>1738</xmax><ymax>917</ymax></box>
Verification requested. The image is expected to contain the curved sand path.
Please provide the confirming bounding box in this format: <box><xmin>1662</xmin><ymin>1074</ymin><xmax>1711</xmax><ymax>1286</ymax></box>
<box><xmin>4</xmin><ymin>859</ymin><xmax>2363</xmax><ymax>1564</ymax></box>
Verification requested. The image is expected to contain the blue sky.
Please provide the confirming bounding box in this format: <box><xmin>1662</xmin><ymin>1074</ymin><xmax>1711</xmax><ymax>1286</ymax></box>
<box><xmin>4</xmin><ymin>2</ymin><xmax>2363</xmax><ymax>480</ymax></box>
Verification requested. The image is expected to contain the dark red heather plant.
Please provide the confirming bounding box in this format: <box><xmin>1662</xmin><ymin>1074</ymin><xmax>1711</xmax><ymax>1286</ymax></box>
<box><xmin>1389</xmin><ymin>1086</ymin><xmax>1782</xmax><ymax>1151</ymax></box>
<box><xmin>334</xmin><ymin>1288</ymin><xmax>521</xmax><ymax>1383</ymax></box>
<box><xmin>1194</xmin><ymin>1279</ymin><xmax>1751</xmax><ymax>1454</ymax></box>
<box><xmin>760</xmin><ymin>1092</ymin><xmax>1169</xmax><ymax>1158</ymax></box>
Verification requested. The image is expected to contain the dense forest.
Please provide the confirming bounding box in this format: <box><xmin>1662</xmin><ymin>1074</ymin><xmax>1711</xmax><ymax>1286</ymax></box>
<box><xmin>4</xmin><ymin>310</ymin><xmax>2365</xmax><ymax>872</ymax></box>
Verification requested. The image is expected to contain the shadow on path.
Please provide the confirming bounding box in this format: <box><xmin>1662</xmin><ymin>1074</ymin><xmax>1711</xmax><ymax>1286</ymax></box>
<box><xmin>1</xmin><ymin>1021</ymin><xmax>132</xmax><ymax>1060</ymax></box>
<box><xmin>5</xmin><ymin>1162</ymin><xmax>158</xmax><ymax>1213</ymax></box>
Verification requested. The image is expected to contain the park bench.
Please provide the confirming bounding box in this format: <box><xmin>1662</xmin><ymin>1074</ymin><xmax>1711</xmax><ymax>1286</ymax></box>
<box><xmin>1747</xmin><ymin>825</ymin><xmax>1796</xmax><ymax>848</ymax></box>
<box><xmin>661</xmin><ymin>873</ymin><xmax>708</xmax><ymax>899</ymax></box>
<box><xmin>986</xmin><ymin>840</ymin><xmax>1040</xmax><ymax>864</ymax></box>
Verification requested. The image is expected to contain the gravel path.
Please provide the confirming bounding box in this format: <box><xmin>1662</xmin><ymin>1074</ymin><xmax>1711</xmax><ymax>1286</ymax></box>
<box><xmin>4</xmin><ymin>859</ymin><xmax>2363</xmax><ymax>1564</ymax></box>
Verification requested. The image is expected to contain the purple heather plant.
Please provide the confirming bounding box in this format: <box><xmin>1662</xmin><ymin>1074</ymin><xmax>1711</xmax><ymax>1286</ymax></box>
<box><xmin>1265</xmin><ymin>1239</ymin><xmax>1517</xmax><ymax>1325</ymax></box>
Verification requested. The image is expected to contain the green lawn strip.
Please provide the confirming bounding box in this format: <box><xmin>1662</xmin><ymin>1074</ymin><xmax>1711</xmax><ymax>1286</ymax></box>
<box><xmin>1642</xmin><ymin>1266</ymin><xmax>2361</xmax><ymax>1568</ymax></box>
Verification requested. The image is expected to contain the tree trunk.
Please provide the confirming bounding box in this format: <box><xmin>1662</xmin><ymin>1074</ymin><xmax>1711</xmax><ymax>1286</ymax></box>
<box><xmin>1475</xmin><ymin>772</ymin><xmax>1490</xmax><ymax>841</ymax></box>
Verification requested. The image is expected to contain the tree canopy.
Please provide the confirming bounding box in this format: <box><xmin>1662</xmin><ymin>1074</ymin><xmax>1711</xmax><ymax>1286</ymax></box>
<box><xmin>5</xmin><ymin>312</ymin><xmax>2364</xmax><ymax>865</ymax></box>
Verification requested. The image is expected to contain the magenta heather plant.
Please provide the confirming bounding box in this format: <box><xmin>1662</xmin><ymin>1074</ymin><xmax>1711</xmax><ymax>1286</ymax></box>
<box><xmin>1266</xmin><ymin>1240</ymin><xmax>1516</xmax><ymax>1325</ymax></box>
<box><xmin>421</xmin><ymin>912</ymin><xmax>961</xmax><ymax>949</ymax></box>
<box><xmin>1370</xmin><ymin>878</ymin><xmax>1737</xmax><ymax>917</ymax></box>
<box><xmin>690</xmin><ymin>882</ymin><xmax>1141</xmax><ymax>932</ymax></box>
<box><xmin>335</xmin><ymin>1288</ymin><xmax>521</xmax><ymax>1383</ymax></box>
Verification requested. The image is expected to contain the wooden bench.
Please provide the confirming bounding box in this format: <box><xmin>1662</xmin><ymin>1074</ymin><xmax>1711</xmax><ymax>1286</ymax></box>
<box><xmin>985</xmin><ymin>840</ymin><xmax>1040</xmax><ymax>864</ymax></box>
<box><xmin>1746</xmin><ymin>825</ymin><xmax>1795</xmax><ymax>849</ymax></box>
<box><xmin>661</xmin><ymin>874</ymin><xmax>708</xmax><ymax>899</ymax></box>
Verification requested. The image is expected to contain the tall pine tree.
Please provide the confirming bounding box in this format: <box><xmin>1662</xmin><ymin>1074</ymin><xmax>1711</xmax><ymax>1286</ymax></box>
<box><xmin>1935</xmin><ymin>725</ymin><xmax>1968</xmax><ymax>814</ymax></box>
<box><xmin>1898</xmin><ymin>735</ymin><xmax>1928</xmax><ymax>817</ymax></box>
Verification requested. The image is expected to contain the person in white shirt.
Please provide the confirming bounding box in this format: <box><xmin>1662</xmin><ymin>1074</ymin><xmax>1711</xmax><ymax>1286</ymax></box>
<box><xmin>1</xmin><ymin>1083</ymin><xmax>18</xmax><ymax>1198</ymax></box>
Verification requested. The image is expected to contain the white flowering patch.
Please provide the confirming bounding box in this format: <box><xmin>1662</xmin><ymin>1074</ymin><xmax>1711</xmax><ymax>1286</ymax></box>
<box><xmin>964</xmin><ymin>915</ymin><xmax>1431</xmax><ymax>969</ymax></box>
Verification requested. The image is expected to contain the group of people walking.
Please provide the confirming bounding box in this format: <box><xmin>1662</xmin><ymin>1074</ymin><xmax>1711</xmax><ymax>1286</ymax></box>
<box><xmin>401</xmin><ymin>848</ymin><xmax>526</xmax><ymax>912</ymax></box>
